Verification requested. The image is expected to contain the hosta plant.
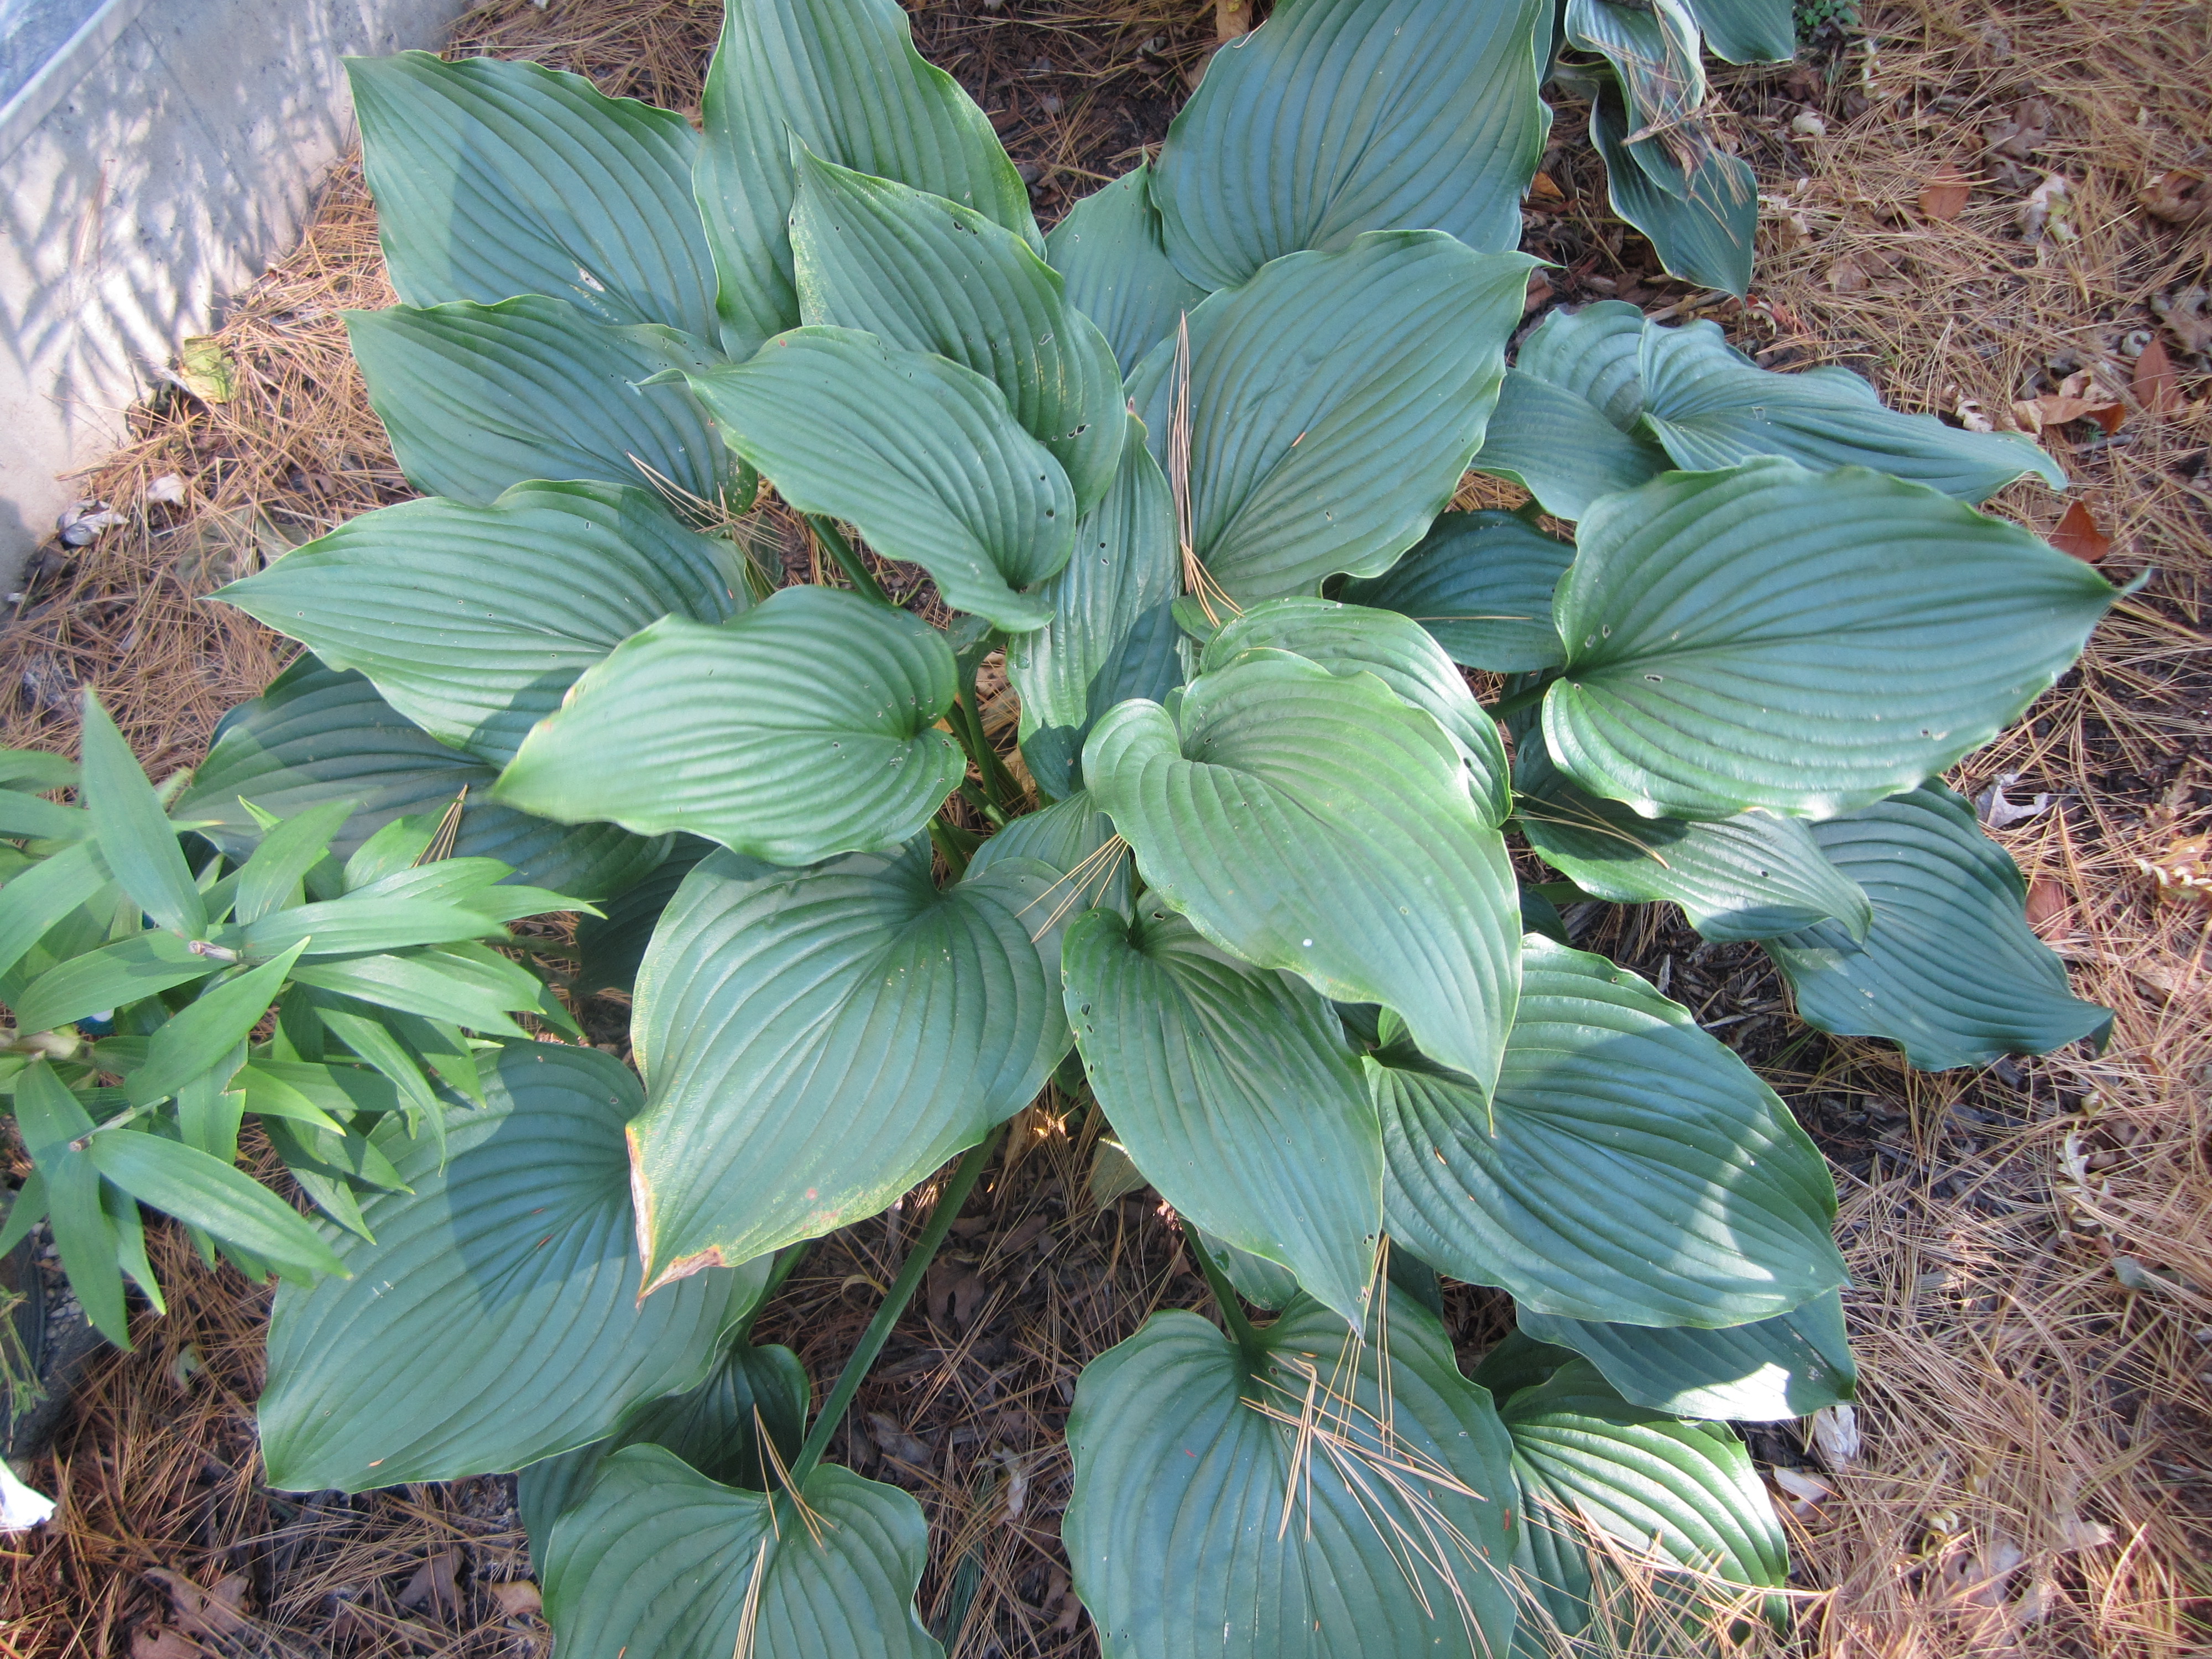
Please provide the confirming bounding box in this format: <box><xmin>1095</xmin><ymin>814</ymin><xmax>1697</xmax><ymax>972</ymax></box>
<box><xmin>1</xmin><ymin>0</ymin><xmax>2129</xmax><ymax>1652</ymax></box>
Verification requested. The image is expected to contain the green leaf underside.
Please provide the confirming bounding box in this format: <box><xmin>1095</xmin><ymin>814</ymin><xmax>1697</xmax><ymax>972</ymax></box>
<box><xmin>1128</xmin><ymin>232</ymin><xmax>1535</xmax><ymax>604</ymax></box>
<box><xmin>685</xmin><ymin>327</ymin><xmax>1072</xmax><ymax>630</ymax></box>
<box><xmin>1150</xmin><ymin>0</ymin><xmax>1551</xmax><ymax>289</ymax></box>
<box><xmin>220</xmin><ymin>482</ymin><xmax>744</xmax><ymax>768</ymax></box>
<box><xmin>1470</xmin><ymin>370</ymin><xmax>1670</xmax><ymax>520</ymax></box>
<box><xmin>1086</xmin><ymin>650</ymin><xmax>1521</xmax><ymax>1095</ymax></box>
<box><xmin>1203</xmin><ymin>597</ymin><xmax>1513</xmax><ymax>826</ymax></box>
<box><xmin>573</xmin><ymin>837</ymin><xmax>716</xmax><ymax>996</ymax></box>
<box><xmin>1545</xmin><ymin>458</ymin><xmax>2119</xmax><ymax>821</ymax></box>
<box><xmin>1063</xmin><ymin>1295</ymin><xmax>1519</xmax><ymax>1659</ymax></box>
<box><xmin>346</xmin><ymin>295</ymin><xmax>732</xmax><ymax>507</ymax></box>
<box><xmin>541</xmin><ymin>1448</ymin><xmax>941</xmax><ymax>1659</ymax></box>
<box><xmin>1514</xmin><ymin>732</ymin><xmax>1873</xmax><ymax>941</ymax></box>
<box><xmin>1499</xmin><ymin>1361</ymin><xmax>1789</xmax><ymax>1636</ymax></box>
<box><xmin>1519</xmin><ymin>1290</ymin><xmax>1856</xmax><ymax>1421</ymax></box>
<box><xmin>1588</xmin><ymin>81</ymin><xmax>1756</xmax><ymax>297</ymax></box>
<box><xmin>349</xmin><ymin>52</ymin><xmax>718</xmax><ymax>335</ymax></box>
<box><xmin>1688</xmin><ymin>0</ymin><xmax>1801</xmax><ymax>64</ymax></box>
<box><xmin>696</xmin><ymin>0</ymin><xmax>1036</xmax><ymax>359</ymax></box>
<box><xmin>1764</xmin><ymin>783</ymin><xmax>2112</xmax><ymax>1070</ymax></box>
<box><xmin>257</xmin><ymin>1044</ymin><xmax>750</xmax><ymax>1491</ymax></box>
<box><xmin>1377</xmin><ymin>934</ymin><xmax>1844</xmax><ymax>1326</ymax></box>
<box><xmin>1045</xmin><ymin>165</ymin><xmax>1207</xmax><ymax>377</ymax></box>
<box><xmin>1339</xmin><ymin>510</ymin><xmax>1577</xmax><ymax>673</ymax></box>
<box><xmin>493</xmin><ymin>586</ymin><xmax>964</xmax><ymax>864</ymax></box>
<box><xmin>1638</xmin><ymin>321</ymin><xmax>2065</xmax><ymax>501</ymax></box>
<box><xmin>792</xmin><ymin>154</ymin><xmax>1125</xmax><ymax>516</ymax></box>
<box><xmin>1005</xmin><ymin>415</ymin><xmax>1178</xmax><ymax>739</ymax></box>
<box><xmin>628</xmin><ymin>841</ymin><xmax>1070</xmax><ymax>1290</ymax></box>
<box><xmin>176</xmin><ymin>659</ymin><xmax>666</xmax><ymax>901</ymax></box>
<box><xmin>1062</xmin><ymin>906</ymin><xmax>1381</xmax><ymax>1327</ymax></box>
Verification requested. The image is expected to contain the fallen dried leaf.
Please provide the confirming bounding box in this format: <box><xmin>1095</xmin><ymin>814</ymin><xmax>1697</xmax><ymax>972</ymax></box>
<box><xmin>2026</xmin><ymin>878</ymin><xmax>2072</xmax><ymax>937</ymax></box>
<box><xmin>2152</xmin><ymin>286</ymin><xmax>2212</xmax><ymax>355</ymax></box>
<box><xmin>2057</xmin><ymin>1515</ymin><xmax>2115</xmax><ymax>1553</ymax></box>
<box><xmin>1771</xmin><ymin>1465</ymin><xmax>1834</xmax><ymax>1516</ymax></box>
<box><xmin>1955</xmin><ymin>394</ymin><xmax>1995</xmax><ymax>432</ymax></box>
<box><xmin>397</xmin><ymin>1548</ymin><xmax>461</xmax><ymax>1620</ymax></box>
<box><xmin>2136</xmin><ymin>832</ymin><xmax>2210</xmax><ymax>905</ymax></box>
<box><xmin>1828</xmin><ymin>257</ymin><xmax>1870</xmax><ymax>294</ymax></box>
<box><xmin>131</xmin><ymin>1627</ymin><xmax>202</xmax><ymax>1659</ymax></box>
<box><xmin>867</xmin><ymin>1411</ymin><xmax>935</xmax><ymax>1467</ymax></box>
<box><xmin>1983</xmin><ymin>99</ymin><xmax>2049</xmax><ymax>160</ymax></box>
<box><xmin>1529</xmin><ymin>170</ymin><xmax>1564</xmax><ymax>204</ymax></box>
<box><xmin>1920</xmin><ymin>162</ymin><xmax>1973</xmax><ymax>220</ymax></box>
<box><xmin>1977</xmin><ymin>773</ymin><xmax>2052</xmax><ymax>828</ymax></box>
<box><xmin>2133</xmin><ymin>338</ymin><xmax>2183</xmax><ymax>415</ymax></box>
<box><xmin>1522</xmin><ymin>270</ymin><xmax>1553</xmax><ymax>317</ymax></box>
<box><xmin>2049</xmin><ymin>500</ymin><xmax>2111</xmax><ymax>562</ymax></box>
<box><xmin>2017</xmin><ymin>173</ymin><xmax>2076</xmax><ymax>244</ymax></box>
<box><xmin>2139</xmin><ymin>168</ymin><xmax>2209</xmax><ymax>228</ymax></box>
<box><xmin>145</xmin><ymin>1571</ymin><xmax>252</xmax><ymax>1640</ymax></box>
<box><xmin>488</xmin><ymin>1580</ymin><xmax>544</xmax><ymax>1618</ymax></box>
<box><xmin>1812</xmin><ymin>1402</ymin><xmax>1860</xmax><ymax>1469</ymax></box>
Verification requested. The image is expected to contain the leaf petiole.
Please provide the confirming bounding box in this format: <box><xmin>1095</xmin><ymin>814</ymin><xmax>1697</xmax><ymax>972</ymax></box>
<box><xmin>1182</xmin><ymin>1227</ymin><xmax>1267</xmax><ymax>1363</ymax></box>
<box><xmin>806</xmin><ymin>515</ymin><xmax>894</xmax><ymax>608</ymax></box>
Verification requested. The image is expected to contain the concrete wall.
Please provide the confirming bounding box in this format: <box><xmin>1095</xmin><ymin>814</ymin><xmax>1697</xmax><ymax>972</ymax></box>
<box><xmin>0</xmin><ymin>0</ymin><xmax>466</xmax><ymax>590</ymax></box>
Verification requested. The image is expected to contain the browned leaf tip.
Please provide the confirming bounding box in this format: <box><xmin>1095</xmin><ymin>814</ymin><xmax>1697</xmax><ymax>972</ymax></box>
<box><xmin>2049</xmin><ymin>500</ymin><xmax>2112</xmax><ymax>564</ymax></box>
<box><xmin>1919</xmin><ymin>163</ymin><xmax>1973</xmax><ymax>221</ymax></box>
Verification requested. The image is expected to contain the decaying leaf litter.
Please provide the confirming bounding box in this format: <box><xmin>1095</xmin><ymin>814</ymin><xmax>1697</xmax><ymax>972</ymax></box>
<box><xmin>0</xmin><ymin>0</ymin><xmax>2205</xmax><ymax>1653</ymax></box>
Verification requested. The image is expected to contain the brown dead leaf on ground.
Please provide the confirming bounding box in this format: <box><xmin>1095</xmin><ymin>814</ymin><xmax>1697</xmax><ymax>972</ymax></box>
<box><xmin>2138</xmin><ymin>167</ymin><xmax>2208</xmax><ymax>228</ymax></box>
<box><xmin>1919</xmin><ymin>162</ymin><xmax>1974</xmax><ymax>220</ymax></box>
<box><xmin>396</xmin><ymin>1547</ymin><xmax>461</xmax><ymax>1620</ymax></box>
<box><xmin>2131</xmin><ymin>339</ymin><xmax>2183</xmax><ymax>415</ymax></box>
<box><xmin>2026</xmin><ymin>877</ymin><xmax>2073</xmax><ymax>936</ymax></box>
<box><xmin>129</xmin><ymin>1626</ymin><xmax>201</xmax><ymax>1659</ymax></box>
<box><xmin>2015</xmin><ymin>369</ymin><xmax>2124</xmax><ymax>435</ymax></box>
<box><xmin>2049</xmin><ymin>500</ymin><xmax>2113</xmax><ymax>562</ymax></box>
<box><xmin>2136</xmin><ymin>833</ymin><xmax>2210</xmax><ymax>905</ymax></box>
<box><xmin>484</xmin><ymin>1580</ymin><xmax>542</xmax><ymax>1618</ymax></box>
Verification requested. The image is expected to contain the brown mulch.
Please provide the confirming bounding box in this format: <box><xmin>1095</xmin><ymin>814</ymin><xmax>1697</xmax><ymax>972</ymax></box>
<box><xmin>1</xmin><ymin>0</ymin><xmax>2207</xmax><ymax>1655</ymax></box>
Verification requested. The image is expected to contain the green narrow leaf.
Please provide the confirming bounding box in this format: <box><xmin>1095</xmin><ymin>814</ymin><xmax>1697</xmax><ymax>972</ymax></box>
<box><xmin>236</xmin><ymin>897</ymin><xmax>508</xmax><ymax>961</ymax></box>
<box><xmin>1004</xmin><ymin>415</ymin><xmax>1178</xmax><ymax>740</ymax></box>
<box><xmin>1638</xmin><ymin>320</ymin><xmax>2065</xmax><ymax>500</ymax></box>
<box><xmin>79</xmin><ymin>693</ymin><xmax>203</xmax><ymax>938</ymax></box>
<box><xmin>175</xmin><ymin>658</ymin><xmax>669</xmax><ymax>901</ymax></box>
<box><xmin>102</xmin><ymin>1178</ymin><xmax>165</xmax><ymax>1313</ymax></box>
<box><xmin>288</xmin><ymin>950</ymin><xmax>536</xmax><ymax>1042</ymax></box>
<box><xmin>1514</xmin><ymin>730</ymin><xmax>1874</xmax><ymax>941</ymax></box>
<box><xmin>257</xmin><ymin>1044</ymin><xmax>757</xmax><ymax>1490</ymax></box>
<box><xmin>696</xmin><ymin>0</ymin><xmax>1037</xmax><ymax>358</ymax></box>
<box><xmin>1201</xmin><ymin>596</ymin><xmax>1513</xmax><ymax>826</ymax></box>
<box><xmin>1064</xmin><ymin>1292</ymin><xmax>1520</xmax><ymax>1659</ymax></box>
<box><xmin>348</xmin><ymin>51</ymin><xmax>718</xmax><ymax>335</ymax></box>
<box><xmin>1764</xmin><ymin>782</ymin><xmax>2113</xmax><ymax>1068</ymax></box>
<box><xmin>14</xmin><ymin>1061</ymin><xmax>131</xmax><ymax>1345</ymax></box>
<box><xmin>493</xmin><ymin>586</ymin><xmax>966</xmax><ymax>864</ymax></box>
<box><xmin>0</xmin><ymin>750</ymin><xmax>79</xmax><ymax>792</ymax></box>
<box><xmin>1687</xmin><ymin>0</ymin><xmax>1797</xmax><ymax>62</ymax></box>
<box><xmin>1062</xmin><ymin>906</ymin><xmax>1381</xmax><ymax>1327</ymax></box>
<box><xmin>1339</xmin><ymin>510</ymin><xmax>1576</xmax><ymax>673</ymax></box>
<box><xmin>241</xmin><ymin>1060</ymin><xmax>406</xmax><ymax>1127</ymax></box>
<box><xmin>629</xmin><ymin>842</ymin><xmax>1071</xmax><ymax>1291</ymax></box>
<box><xmin>232</xmin><ymin>800</ymin><xmax>356</xmax><ymax>925</ymax></box>
<box><xmin>1045</xmin><ymin>164</ymin><xmax>1206</xmax><ymax>377</ymax></box>
<box><xmin>86</xmin><ymin>1128</ymin><xmax>345</xmax><ymax>1282</ymax></box>
<box><xmin>126</xmin><ymin>942</ymin><xmax>307</xmax><ymax>1108</ymax></box>
<box><xmin>1376</xmin><ymin>934</ymin><xmax>1845</xmax><ymax>1326</ymax></box>
<box><xmin>1086</xmin><ymin>650</ymin><xmax>1521</xmax><ymax>1095</ymax></box>
<box><xmin>1517</xmin><ymin>1291</ymin><xmax>1857</xmax><ymax>1421</ymax></box>
<box><xmin>0</xmin><ymin>1168</ymin><xmax>48</xmax><ymax>1258</ymax></box>
<box><xmin>792</xmin><ymin>153</ymin><xmax>1126</xmax><ymax>515</ymax></box>
<box><xmin>10</xmin><ymin>930</ymin><xmax>219</xmax><ymax>1035</ymax></box>
<box><xmin>1543</xmin><ymin>458</ymin><xmax>2120</xmax><ymax>820</ymax></box>
<box><xmin>0</xmin><ymin>839</ymin><xmax>112</xmax><ymax>980</ymax></box>
<box><xmin>540</xmin><ymin>1447</ymin><xmax>941</xmax><ymax>1659</ymax></box>
<box><xmin>684</xmin><ymin>328</ymin><xmax>1074</xmax><ymax>631</ymax></box>
<box><xmin>346</xmin><ymin>295</ymin><xmax>735</xmax><ymax>507</ymax></box>
<box><xmin>219</xmin><ymin>482</ymin><xmax>746</xmax><ymax>768</ymax></box>
<box><xmin>0</xmin><ymin>791</ymin><xmax>87</xmax><ymax>842</ymax></box>
<box><xmin>1150</xmin><ymin>0</ymin><xmax>1552</xmax><ymax>289</ymax></box>
<box><xmin>312</xmin><ymin>1005</ymin><xmax>442</xmax><ymax>1130</ymax></box>
<box><xmin>1587</xmin><ymin>78</ymin><xmax>1757</xmax><ymax>296</ymax></box>
<box><xmin>1129</xmin><ymin>232</ymin><xmax>1535</xmax><ymax>603</ymax></box>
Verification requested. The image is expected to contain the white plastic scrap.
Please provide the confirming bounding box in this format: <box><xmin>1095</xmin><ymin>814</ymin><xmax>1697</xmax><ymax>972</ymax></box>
<box><xmin>0</xmin><ymin>1457</ymin><xmax>55</xmax><ymax>1531</ymax></box>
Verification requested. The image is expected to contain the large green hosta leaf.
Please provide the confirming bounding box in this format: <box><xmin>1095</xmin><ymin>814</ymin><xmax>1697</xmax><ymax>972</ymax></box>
<box><xmin>628</xmin><ymin>841</ymin><xmax>1069</xmax><ymax>1291</ymax></box>
<box><xmin>175</xmin><ymin>659</ymin><xmax>666</xmax><ymax>901</ymax></box>
<box><xmin>1473</xmin><ymin>370</ymin><xmax>1671</xmax><ymax>521</ymax></box>
<box><xmin>1128</xmin><ymin>232</ymin><xmax>1533</xmax><ymax>604</ymax></box>
<box><xmin>1763</xmin><ymin>783</ymin><xmax>2112</xmax><ymax>1068</ymax></box>
<box><xmin>346</xmin><ymin>295</ymin><xmax>734</xmax><ymax>507</ymax></box>
<box><xmin>1203</xmin><ymin>597</ymin><xmax>1512</xmax><ymax>826</ymax></box>
<box><xmin>1339</xmin><ymin>510</ymin><xmax>1576</xmax><ymax>673</ymax></box>
<box><xmin>685</xmin><ymin>328</ymin><xmax>1072</xmax><ymax>630</ymax></box>
<box><xmin>1018</xmin><ymin>594</ymin><xmax>1182</xmax><ymax>802</ymax></box>
<box><xmin>493</xmin><ymin>586</ymin><xmax>964</xmax><ymax>864</ymax></box>
<box><xmin>1086</xmin><ymin>649</ymin><xmax>1520</xmax><ymax>1094</ymax></box>
<box><xmin>1514</xmin><ymin>731</ymin><xmax>1872</xmax><ymax>941</ymax></box>
<box><xmin>1062</xmin><ymin>906</ymin><xmax>1381</xmax><ymax>1326</ymax></box>
<box><xmin>967</xmin><ymin>790</ymin><xmax>1131</xmax><ymax>920</ymax></box>
<box><xmin>1376</xmin><ymin>935</ymin><xmax>1844</xmax><ymax>1326</ymax></box>
<box><xmin>1149</xmin><ymin>0</ymin><xmax>1551</xmax><ymax>290</ymax></box>
<box><xmin>349</xmin><ymin>53</ymin><xmax>717</xmax><ymax>335</ymax></box>
<box><xmin>1587</xmin><ymin>79</ymin><xmax>1756</xmax><ymax>296</ymax></box>
<box><xmin>1542</xmin><ymin>458</ymin><xmax>2120</xmax><ymax>820</ymax></box>
<box><xmin>257</xmin><ymin>1044</ymin><xmax>763</xmax><ymax>1490</ymax></box>
<box><xmin>217</xmin><ymin>482</ymin><xmax>744</xmax><ymax>768</ymax></box>
<box><xmin>1005</xmin><ymin>415</ymin><xmax>1178</xmax><ymax>745</ymax></box>
<box><xmin>696</xmin><ymin>0</ymin><xmax>1037</xmax><ymax>359</ymax></box>
<box><xmin>542</xmin><ymin>1447</ymin><xmax>940</xmax><ymax>1659</ymax></box>
<box><xmin>1519</xmin><ymin>300</ymin><xmax>1648</xmax><ymax>427</ymax></box>
<box><xmin>1639</xmin><ymin>320</ymin><xmax>2065</xmax><ymax>500</ymax></box>
<box><xmin>1567</xmin><ymin>0</ymin><xmax>1707</xmax><ymax>173</ymax></box>
<box><xmin>1063</xmin><ymin>1292</ymin><xmax>1519</xmax><ymax>1659</ymax></box>
<box><xmin>792</xmin><ymin>154</ymin><xmax>1124</xmax><ymax>515</ymax></box>
<box><xmin>1517</xmin><ymin>1290</ymin><xmax>1856</xmax><ymax>1421</ymax></box>
<box><xmin>1045</xmin><ymin>165</ymin><xmax>1207</xmax><ymax>377</ymax></box>
<box><xmin>1688</xmin><ymin>0</ymin><xmax>1796</xmax><ymax>63</ymax></box>
<box><xmin>1493</xmin><ymin>1359</ymin><xmax>1789</xmax><ymax>1642</ymax></box>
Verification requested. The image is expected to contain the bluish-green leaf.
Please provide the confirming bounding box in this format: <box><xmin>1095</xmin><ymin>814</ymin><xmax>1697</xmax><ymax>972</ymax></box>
<box><xmin>696</xmin><ymin>0</ymin><xmax>1037</xmax><ymax>358</ymax></box>
<box><xmin>1063</xmin><ymin>906</ymin><xmax>1382</xmax><ymax>1327</ymax></box>
<box><xmin>1340</xmin><ymin>510</ymin><xmax>1576</xmax><ymax>672</ymax></box>
<box><xmin>126</xmin><ymin>942</ymin><xmax>306</xmax><ymax>1108</ymax></box>
<box><xmin>1687</xmin><ymin>0</ymin><xmax>1796</xmax><ymax>62</ymax></box>
<box><xmin>493</xmin><ymin>586</ymin><xmax>966</xmax><ymax>865</ymax></box>
<box><xmin>684</xmin><ymin>328</ymin><xmax>1074</xmax><ymax>630</ymax></box>
<box><xmin>1588</xmin><ymin>78</ymin><xmax>1756</xmax><ymax>296</ymax></box>
<box><xmin>573</xmin><ymin>836</ymin><xmax>715</xmax><ymax>997</ymax></box>
<box><xmin>1150</xmin><ymin>0</ymin><xmax>1552</xmax><ymax>289</ymax></box>
<box><xmin>1129</xmin><ymin>232</ymin><xmax>1534</xmax><ymax>604</ymax></box>
<box><xmin>1763</xmin><ymin>782</ymin><xmax>2112</xmax><ymax>1068</ymax></box>
<box><xmin>1472</xmin><ymin>368</ymin><xmax>1672</xmax><ymax>520</ymax></box>
<box><xmin>349</xmin><ymin>51</ymin><xmax>718</xmax><ymax>334</ymax></box>
<box><xmin>1045</xmin><ymin>165</ymin><xmax>1206</xmax><ymax>377</ymax></box>
<box><xmin>1517</xmin><ymin>1290</ymin><xmax>1856</xmax><ymax>1421</ymax></box>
